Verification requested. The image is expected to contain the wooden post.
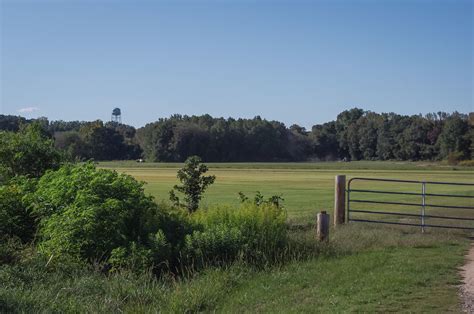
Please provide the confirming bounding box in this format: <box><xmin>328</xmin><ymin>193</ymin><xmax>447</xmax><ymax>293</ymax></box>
<box><xmin>317</xmin><ymin>211</ymin><xmax>330</xmax><ymax>242</ymax></box>
<box><xmin>334</xmin><ymin>175</ymin><xmax>346</xmax><ymax>227</ymax></box>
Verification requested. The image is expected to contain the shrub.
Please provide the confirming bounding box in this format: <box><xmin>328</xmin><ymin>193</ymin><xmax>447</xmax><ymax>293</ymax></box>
<box><xmin>459</xmin><ymin>160</ymin><xmax>474</xmax><ymax>167</ymax></box>
<box><xmin>32</xmin><ymin>163</ymin><xmax>185</xmax><ymax>270</ymax></box>
<box><xmin>109</xmin><ymin>242</ymin><xmax>154</xmax><ymax>273</ymax></box>
<box><xmin>446</xmin><ymin>151</ymin><xmax>465</xmax><ymax>165</ymax></box>
<box><xmin>185</xmin><ymin>202</ymin><xmax>288</xmax><ymax>265</ymax></box>
<box><xmin>0</xmin><ymin>177</ymin><xmax>36</xmax><ymax>242</ymax></box>
<box><xmin>184</xmin><ymin>225</ymin><xmax>244</xmax><ymax>265</ymax></box>
<box><xmin>238</xmin><ymin>191</ymin><xmax>285</xmax><ymax>209</ymax></box>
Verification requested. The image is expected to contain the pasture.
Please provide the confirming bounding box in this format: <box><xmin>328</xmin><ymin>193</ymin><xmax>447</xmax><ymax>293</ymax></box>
<box><xmin>101</xmin><ymin>161</ymin><xmax>474</xmax><ymax>226</ymax></box>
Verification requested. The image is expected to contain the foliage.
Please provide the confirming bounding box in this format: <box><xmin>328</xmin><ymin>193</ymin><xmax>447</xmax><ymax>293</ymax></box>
<box><xmin>136</xmin><ymin>110</ymin><xmax>472</xmax><ymax>162</ymax></box>
<box><xmin>54</xmin><ymin>121</ymin><xmax>142</xmax><ymax>161</ymax></box>
<box><xmin>109</xmin><ymin>242</ymin><xmax>154</xmax><ymax>273</ymax></box>
<box><xmin>136</xmin><ymin>115</ymin><xmax>297</xmax><ymax>162</ymax></box>
<box><xmin>0</xmin><ymin>115</ymin><xmax>28</xmax><ymax>132</ymax></box>
<box><xmin>0</xmin><ymin>177</ymin><xmax>37</xmax><ymax>242</ymax></box>
<box><xmin>0</xmin><ymin>236</ymin><xmax>26</xmax><ymax>265</ymax></box>
<box><xmin>2</xmin><ymin>109</ymin><xmax>472</xmax><ymax>162</ymax></box>
<box><xmin>185</xmin><ymin>202</ymin><xmax>287</xmax><ymax>265</ymax></box>
<box><xmin>0</xmin><ymin>123</ymin><xmax>62</xmax><ymax>180</ymax></box>
<box><xmin>169</xmin><ymin>156</ymin><xmax>216</xmax><ymax>213</ymax></box>
<box><xmin>238</xmin><ymin>191</ymin><xmax>285</xmax><ymax>209</ymax></box>
<box><xmin>31</xmin><ymin>163</ymin><xmax>171</xmax><ymax>267</ymax></box>
<box><xmin>438</xmin><ymin>113</ymin><xmax>470</xmax><ymax>159</ymax></box>
<box><xmin>0</xmin><ymin>229</ymin><xmax>467</xmax><ymax>313</ymax></box>
<box><xmin>458</xmin><ymin>160</ymin><xmax>474</xmax><ymax>167</ymax></box>
<box><xmin>447</xmin><ymin>151</ymin><xmax>465</xmax><ymax>165</ymax></box>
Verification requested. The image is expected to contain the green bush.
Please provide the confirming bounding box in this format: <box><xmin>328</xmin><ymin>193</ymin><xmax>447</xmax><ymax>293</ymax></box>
<box><xmin>184</xmin><ymin>224</ymin><xmax>244</xmax><ymax>265</ymax></box>
<box><xmin>31</xmin><ymin>163</ymin><xmax>186</xmax><ymax>271</ymax></box>
<box><xmin>0</xmin><ymin>177</ymin><xmax>36</xmax><ymax>242</ymax></box>
<box><xmin>185</xmin><ymin>202</ymin><xmax>288</xmax><ymax>265</ymax></box>
<box><xmin>109</xmin><ymin>242</ymin><xmax>154</xmax><ymax>273</ymax></box>
<box><xmin>3</xmin><ymin>161</ymin><xmax>290</xmax><ymax>273</ymax></box>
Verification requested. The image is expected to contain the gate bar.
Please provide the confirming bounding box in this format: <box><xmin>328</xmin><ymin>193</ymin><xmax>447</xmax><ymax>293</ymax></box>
<box><xmin>350</xmin><ymin>209</ymin><xmax>474</xmax><ymax>221</ymax></box>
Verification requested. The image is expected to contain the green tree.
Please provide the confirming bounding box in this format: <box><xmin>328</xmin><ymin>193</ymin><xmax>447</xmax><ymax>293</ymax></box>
<box><xmin>310</xmin><ymin>122</ymin><xmax>338</xmax><ymax>160</ymax></box>
<box><xmin>437</xmin><ymin>113</ymin><xmax>470</xmax><ymax>159</ymax></box>
<box><xmin>335</xmin><ymin>108</ymin><xmax>364</xmax><ymax>158</ymax></box>
<box><xmin>169</xmin><ymin>156</ymin><xmax>216</xmax><ymax>213</ymax></box>
<box><xmin>357</xmin><ymin>112</ymin><xmax>381</xmax><ymax>160</ymax></box>
<box><xmin>0</xmin><ymin>123</ymin><xmax>62</xmax><ymax>180</ymax></box>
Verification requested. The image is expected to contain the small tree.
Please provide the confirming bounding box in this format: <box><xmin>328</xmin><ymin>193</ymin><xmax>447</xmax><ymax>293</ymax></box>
<box><xmin>169</xmin><ymin>156</ymin><xmax>215</xmax><ymax>213</ymax></box>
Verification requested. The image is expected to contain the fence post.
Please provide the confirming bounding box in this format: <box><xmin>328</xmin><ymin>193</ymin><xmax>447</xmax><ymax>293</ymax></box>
<box><xmin>317</xmin><ymin>211</ymin><xmax>330</xmax><ymax>242</ymax></box>
<box><xmin>334</xmin><ymin>175</ymin><xmax>346</xmax><ymax>227</ymax></box>
<box><xmin>421</xmin><ymin>182</ymin><xmax>426</xmax><ymax>233</ymax></box>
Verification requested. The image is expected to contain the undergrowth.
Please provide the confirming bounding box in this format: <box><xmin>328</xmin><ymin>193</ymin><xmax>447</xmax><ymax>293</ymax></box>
<box><xmin>1</xmin><ymin>223</ymin><xmax>469</xmax><ymax>313</ymax></box>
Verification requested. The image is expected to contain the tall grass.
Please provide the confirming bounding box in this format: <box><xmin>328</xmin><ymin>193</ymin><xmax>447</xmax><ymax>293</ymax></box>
<box><xmin>1</xmin><ymin>223</ymin><xmax>469</xmax><ymax>312</ymax></box>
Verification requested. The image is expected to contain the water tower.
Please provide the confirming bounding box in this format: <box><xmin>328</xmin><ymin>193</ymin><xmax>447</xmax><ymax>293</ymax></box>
<box><xmin>111</xmin><ymin>107</ymin><xmax>122</xmax><ymax>123</ymax></box>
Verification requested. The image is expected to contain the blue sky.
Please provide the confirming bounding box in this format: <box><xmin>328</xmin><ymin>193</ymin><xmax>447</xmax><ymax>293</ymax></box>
<box><xmin>1</xmin><ymin>0</ymin><xmax>472</xmax><ymax>128</ymax></box>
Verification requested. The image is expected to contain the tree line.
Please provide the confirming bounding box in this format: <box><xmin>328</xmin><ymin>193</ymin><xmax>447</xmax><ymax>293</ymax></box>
<box><xmin>0</xmin><ymin>108</ymin><xmax>472</xmax><ymax>162</ymax></box>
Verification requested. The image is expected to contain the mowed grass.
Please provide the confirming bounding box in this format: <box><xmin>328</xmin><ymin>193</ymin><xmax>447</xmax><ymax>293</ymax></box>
<box><xmin>100</xmin><ymin>161</ymin><xmax>474</xmax><ymax>226</ymax></box>
<box><xmin>218</xmin><ymin>239</ymin><xmax>467</xmax><ymax>312</ymax></box>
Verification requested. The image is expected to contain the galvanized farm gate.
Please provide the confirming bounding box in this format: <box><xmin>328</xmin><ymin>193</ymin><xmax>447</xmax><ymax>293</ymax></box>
<box><xmin>346</xmin><ymin>177</ymin><xmax>474</xmax><ymax>232</ymax></box>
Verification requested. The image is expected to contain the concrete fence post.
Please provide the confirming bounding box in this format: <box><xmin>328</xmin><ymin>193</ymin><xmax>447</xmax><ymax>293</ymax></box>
<box><xmin>334</xmin><ymin>175</ymin><xmax>346</xmax><ymax>227</ymax></box>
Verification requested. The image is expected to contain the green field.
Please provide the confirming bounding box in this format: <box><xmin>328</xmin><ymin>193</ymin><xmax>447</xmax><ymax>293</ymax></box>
<box><xmin>101</xmin><ymin>161</ymin><xmax>474</xmax><ymax>226</ymax></box>
<box><xmin>4</xmin><ymin>161</ymin><xmax>471</xmax><ymax>312</ymax></box>
<box><xmin>96</xmin><ymin>161</ymin><xmax>473</xmax><ymax>311</ymax></box>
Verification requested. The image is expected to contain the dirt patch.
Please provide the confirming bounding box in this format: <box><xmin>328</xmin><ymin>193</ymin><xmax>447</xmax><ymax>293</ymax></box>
<box><xmin>461</xmin><ymin>244</ymin><xmax>474</xmax><ymax>313</ymax></box>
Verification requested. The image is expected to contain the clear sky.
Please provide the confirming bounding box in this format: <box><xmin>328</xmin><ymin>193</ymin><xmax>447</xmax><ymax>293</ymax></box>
<box><xmin>1</xmin><ymin>0</ymin><xmax>472</xmax><ymax>128</ymax></box>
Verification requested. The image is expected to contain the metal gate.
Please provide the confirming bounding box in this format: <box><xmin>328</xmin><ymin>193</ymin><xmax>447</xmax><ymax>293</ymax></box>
<box><xmin>347</xmin><ymin>177</ymin><xmax>474</xmax><ymax>232</ymax></box>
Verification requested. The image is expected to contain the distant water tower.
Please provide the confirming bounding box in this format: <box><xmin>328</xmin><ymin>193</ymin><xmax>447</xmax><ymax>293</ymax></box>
<box><xmin>111</xmin><ymin>107</ymin><xmax>122</xmax><ymax>123</ymax></box>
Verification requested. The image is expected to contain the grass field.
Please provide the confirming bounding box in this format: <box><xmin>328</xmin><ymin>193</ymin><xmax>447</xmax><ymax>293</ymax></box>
<box><xmin>3</xmin><ymin>161</ymin><xmax>471</xmax><ymax>312</ymax></box>
<box><xmin>100</xmin><ymin>161</ymin><xmax>474</xmax><ymax>226</ymax></box>
<box><xmin>99</xmin><ymin>161</ymin><xmax>473</xmax><ymax>311</ymax></box>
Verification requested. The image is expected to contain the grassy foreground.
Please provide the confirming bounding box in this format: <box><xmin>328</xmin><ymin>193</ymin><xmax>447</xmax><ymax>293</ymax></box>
<box><xmin>0</xmin><ymin>225</ymin><xmax>469</xmax><ymax>312</ymax></box>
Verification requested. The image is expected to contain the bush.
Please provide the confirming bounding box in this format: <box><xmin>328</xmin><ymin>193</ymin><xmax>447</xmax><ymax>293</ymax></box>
<box><xmin>5</xmin><ymin>161</ymin><xmax>290</xmax><ymax>273</ymax></box>
<box><xmin>458</xmin><ymin>160</ymin><xmax>474</xmax><ymax>167</ymax></box>
<box><xmin>446</xmin><ymin>151</ymin><xmax>465</xmax><ymax>165</ymax></box>
<box><xmin>109</xmin><ymin>242</ymin><xmax>154</xmax><ymax>273</ymax></box>
<box><xmin>0</xmin><ymin>236</ymin><xmax>26</xmax><ymax>265</ymax></box>
<box><xmin>31</xmin><ymin>163</ymin><xmax>187</xmax><ymax>271</ymax></box>
<box><xmin>184</xmin><ymin>202</ymin><xmax>288</xmax><ymax>265</ymax></box>
<box><xmin>0</xmin><ymin>177</ymin><xmax>37</xmax><ymax>242</ymax></box>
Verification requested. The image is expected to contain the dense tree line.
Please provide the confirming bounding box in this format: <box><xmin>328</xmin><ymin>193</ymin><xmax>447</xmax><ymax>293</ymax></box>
<box><xmin>135</xmin><ymin>114</ymin><xmax>305</xmax><ymax>162</ymax></box>
<box><xmin>0</xmin><ymin>116</ymin><xmax>141</xmax><ymax>161</ymax></box>
<box><xmin>0</xmin><ymin>108</ymin><xmax>472</xmax><ymax>162</ymax></box>
<box><xmin>135</xmin><ymin>110</ymin><xmax>472</xmax><ymax>162</ymax></box>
